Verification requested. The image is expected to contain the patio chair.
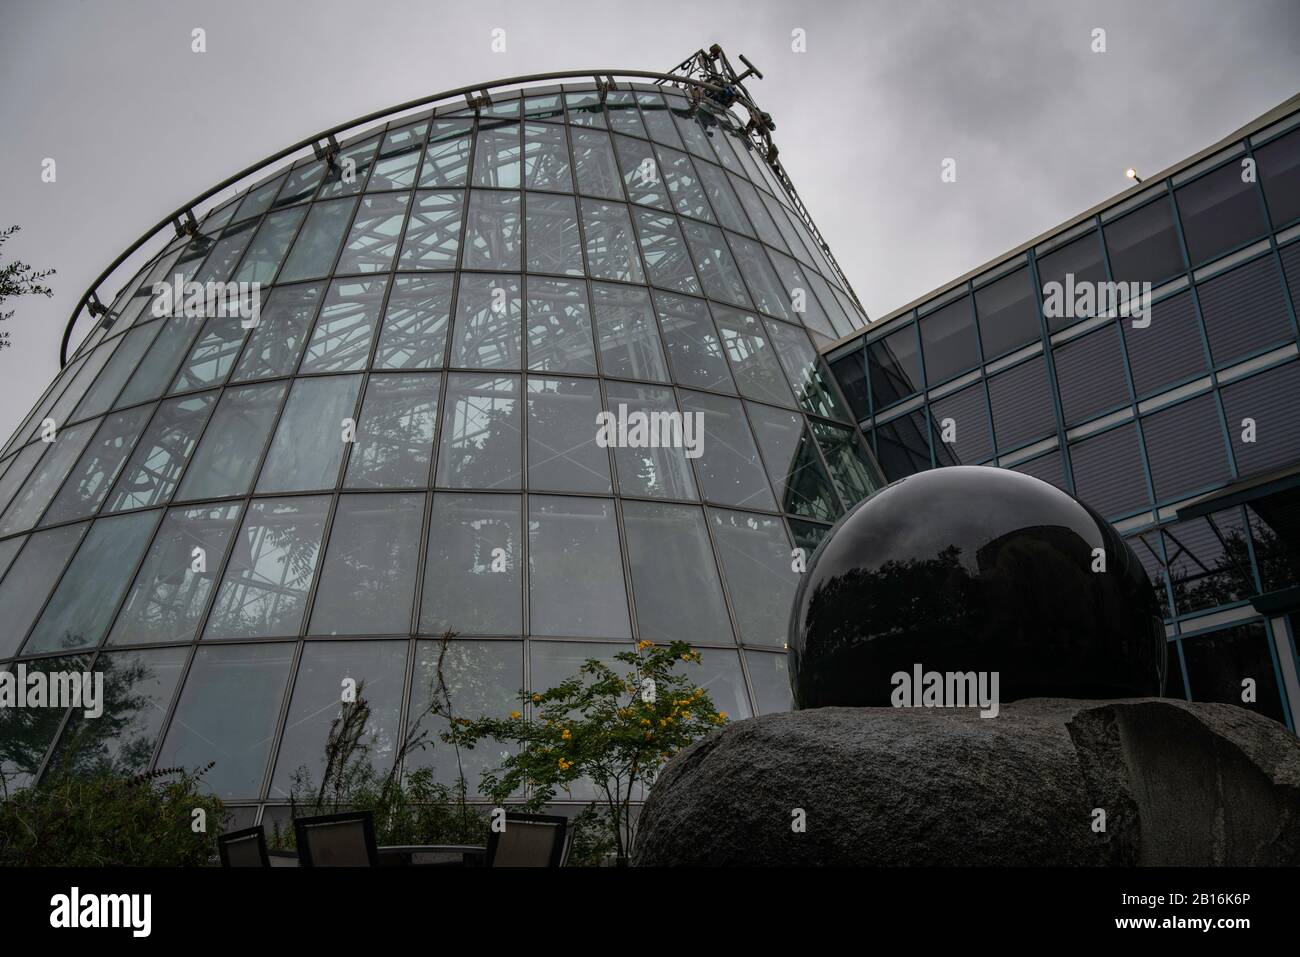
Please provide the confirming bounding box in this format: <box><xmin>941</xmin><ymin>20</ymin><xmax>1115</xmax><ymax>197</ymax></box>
<box><xmin>293</xmin><ymin>811</ymin><xmax>380</xmax><ymax>867</ymax></box>
<box><xmin>484</xmin><ymin>812</ymin><xmax>569</xmax><ymax>867</ymax></box>
<box><xmin>218</xmin><ymin>825</ymin><xmax>270</xmax><ymax>867</ymax></box>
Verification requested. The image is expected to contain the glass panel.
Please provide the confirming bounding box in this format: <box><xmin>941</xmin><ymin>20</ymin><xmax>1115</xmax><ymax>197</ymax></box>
<box><xmin>614</xmin><ymin>134</ymin><xmax>670</xmax><ymax>211</ymax></box>
<box><xmin>74</xmin><ymin>322</ymin><xmax>163</xmax><ymax>419</ymax></box>
<box><xmin>525</xmin><ymin>277</ymin><xmax>595</xmax><ymax>374</ymax></box>
<box><xmin>106</xmin><ymin>392</ymin><xmax>216</xmax><ymax>511</ymax></box>
<box><xmin>157</xmin><ymin>642</ymin><xmax>295</xmax><ymax>799</ymax></box>
<box><xmin>420</xmin><ymin>493</ymin><xmax>522</xmax><ymax>635</ymax></box>
<box><xmin>177</xmin><ymin>381</ymin><xmax>288</xmax><ymax>501</ymax></box>
<box><xmin>810</xmin><ymin>419</ymin><xmax>879</xmax><ymax>507</ymax></box>
<box><xmin>1069</xmin><ymin>423</ymin><xmax>1151</xmax><ymax>518</ymax></box>
<box><xmin>987</xmin><ymin>356</ymin><xmax>1055</xmax><ymax>451</ymax></box>
<box><xmin>0</xmin><ymin>445</ymin><xmax>47</xmax><ymax>516</ymax></box>
<box><xmin>115</xmin><ymin>315</ymin><xmax>205</xmax><ymax>407</ymax></box>
<box><xmin>51</xmin><ymin>646</ymin><xmax>188</xmax><ymax>777</ymax></box>
<box><xmin>368</xmin><ymin>121</ymin><xmax>429</xmax><ymax>192</ymax></box>
<box><xmin>528</xmin><ymin>496</ymin><xmax>631</xmax><ymax>638</ymax></box>
<box><xmin>1197</xmin><ymin>257</ymin><xmax>1293</xmax><ymax>367</ymax></box>
<box><xmin>604</xmin><ymin>381</ymin><xmax>698</xmax><ymax>501</ymax></box>
<box><xmin>272</xmin><ymin>162</ymin><xmax>325</xmax><ymax>209</ymax></box>
<box><xmin>300</xmin><ymin>277</ymin><xmax>387</xmax><ymax>373</ymax></box>
<box><xmin>319</xmin><ymin>136</ymin><xmax>379</xmax><ymax>198</ymax></box>
<box><xmin>975</xmin><ymin>266</ymin><xmax>1040</xmax><ymax>358</ymax></box>
<box><xmin>695</xmin><ymin>161</ymin><xmax>750</xmax><ymax>234</ymax></box>
<box><xmin>830</xmin><ymin>350</ymin><xmax>869</xmax><ymax>421</ymax></box>
<box><xmin>1175</xmin><ymin>161</ymin><xmax>1268</xmax><ymax>265</ymax></box>
<box><xmin>653</xmin><ymin>291</ymin><xmax>733</xmax><ymax>392</ymax></box>
<box><xmin>679</xmin><ymin>391</ymin><xmax>776</xmax><ymax>510</ymax></box>
<box><xmin>0</xmin><ymin>654</ymin><xmax>90</xmax><ymax>790</ymax></box>
<box><xmin>233</xmin><ymin>206</ymin><xmax>306</xmax><ymax>284</ymax></box>
<box><xmin>1142</xmin><ymin>393</ymin><xmax>1232</xmax><ymax>502</ymax></box>
<box><xmin>1220</xmin><ymin>360</ymin><xmax>1300</xmax><ymax>477</ymax></box>
<box><xmin>269</xmin><ymin>640</ymin><xmax>408</xmax><ymax>799</ymax></box>
<box><xmin>108</xmin><ymin>503</ymin><xmax>242</xmax><ymax>646</ymax></box>
<box><xmin>335</xmin><ymin>192</ymin><xmax>409</xmax><ymax>275</ymax></box>
<box><xmin>571</xmin><ymin>128</ymin><xmax>622</xmax><ymax>200</ymax></box>
<box><xmin>344</xmin><ymin>372</ymin><xmax>440</xmax><ymax>488</ymax></box>
<box><xmin>398</xmin><ymin>190</ymin><xmax>464</xmax><ymax>270</ymax></box>
<box><xmin>406</xmin><ymin>639</ymin><xmax>522</xmax><ymax>795</ymax></box>
<box><xmin>256</xmin><ymin>375</ymin><xmax>361</xmax><ymax>493</ymax></box>
<box><xmin>436</xmin><ymin>373</ymin><xmax>522</xmax><ymax>489</ymax></box>
<box><xmin>204</xmin><ymin>496</ymin><xmax>331</xmax><ymax>639</ymax></box>
<box><xmin>1036</xmin><ymin>231</ymin><xmax>1107</xmax><ymax>333</ymax></box>
<box><xmin>632</xmin><ymin>207</ymin><xmax>701</xmax><ymax>295</ymax></box>
<box><xmin>463</xmin><ymin>190</ymin><xmax>521</xmax><ymax>270</ymax></box>
<box><xmin>580</xmin><ymin>199</ymin><xmax>644</xmax><ymax>283</ymax></box>
<box><xmin>764</xmin><ymin>318</ymin><xmax>850</xmax><ymax>420</ymax></box>
<box><xmin>591</xmin><ymin>282</ymin><xmax>669</xmax><ymax>382</ymax></box>
<box><xmin>708</xmin><ymin>508</ymin><xmax>794</xmax><ymax>647</ymax></box>
<box><xmin>1122</xmin><ymin>290</ymin><xmax>1206</xmax><ymax>397</ymax></box>
<box><xmin>0</xmin><ymin>524</ymin><xmax>85</xmax><ymax>658</ymax></box>
<box><xmin>711</xmin><ymin>305</ymin><xmax>794</xmax><ymax>407</ymax></box>
<box><xmin>1182</xmin><ymin>623</ymin><xmax>1287</xmax><ymax>724</ymax></box>
<box><xmin>874</xmin><ymin>410</ymin><xmax>931</xmax><ymax>481</ymax></box>
<box><xmin>730</xmin><ymin>234</ymin><xmax>792</xmax><ymax>320</ymax></box>
<box><xmin>747</xmin><ymin>404</ymin><xmax>841</xmax><ymax>521</ymax></box>
<box><xmin>450</xmin><ymin>274</ymin><xmax>523</xmax><ymax>369</ymax></box>
<box><xmin>170</xmin><ymin>312</ymin><xmax>251</xmax><ymax>393</ymax></box>
<box><xmin>523</xmin><ymin>122</ymin><xmax>572</xmax><ymax>191</ymax></box>
<box><xmin>1104</xmin><ymin>198</ymin><xmax>1185</xmax><ymax>284</ymax></box>
<box><xmin>25</xmin><ymin>510</ymin><xmax>159</xmax><ymax>654</ymax></box>
<box><xmin>0</xmin><ymin>421</ymin><xmax>96</xmax><ymax>536</ymax></box>
<box><xmin>374</xmin><ymin>274</ymin><xmax>454</xmax><ymax>370</ymax></box>
<box><xmin>523</xmin><ymin>94</ymin><xmax>564</xmax><ymax>121</ymax></box>
<box><xmin>745</xmin><ymin>649</ymin><xmax>792</xmax><ymax>714</ymax></box>
<box><xmin>622</xmin><ymin>501</ymin><xmax>732</xmax><ymax>644</ymax></box>
<box><xmin>920</xmin><ymin>297</ymin><xmax>979</xmax><ymax>385</ymax></box>
<box><xmin>193</xmin><ymin>220</ymin><xmax>257</xmax><ymax>284</ymax></box>
<box><xmin>682</xmin><ymin>221</ymin><xmax>751</xmax><ymax>307</ymax></box>
<box><xmin>1256</xmin><ymin>127</ymin><xmax>1300</xmax><ymax>228</ymax></box>
<box><xmin>420</xmin><ymin>119</ymin><xmax>473</xmax><ymax>188</ymax></box>
<box><xmin>1053</xmin><ymin>324</ymin><xmax>1131</xmax><ymax>426</ymax></box>
<box><xmin>41</xmin><ymin>405</ymin><xmax>153</xmax><ymax>525</ymax></box>
<box><xmin>565</xmin><ymin>91</ymin><xmax>606</xmax><ymax>128</ymax></box>
<box><xmin>472</xmin><ymin>122</ymin><xmax>522</xmax><ymax>188</ymax></box>
<box><xmin>308</xmin><ymin>494</ymin><xmax>424</xmax><ymax>635</ymax></box>
<box><xmin>637</xmin><ymin>91</ymin><xmax>684</xmax><ymax>149</ymax></box>
<box><xmin>693</xmin><ymin>648</ymin><xmax>752</xmax><ymax>720</ymax></box>
<box><xmin>929</xmin><ymin>382</ymin><xmax>992</xmax><ymax>465</ymax></box>
<box><xmin>605</xmin><ymin>91</ymin><xmax>647</xmax><ymax>138</ymax></box>
<box><xmin>527</xmin><ymin>376</ymin><xmax>611</xmax><ymax>493</ymax></box>
<box><xmin>230</xmin><ymin>283</ymin><xmax>323</xmax><ymax>382</ymax></box>
<box><xmin>232</xmin><ymin>175</ymin><xmax>284</xmax><ymax>223</ymax></box>
<box><xmin>524</xmin><ymin>192</ymin><xmax>583</xmax><ymax>276</ymax></box>
<box><xmin>655</xmin><ymin>146</ymin><xmax>713</xmax><ymax>222</ymax></box>
<box><xmin>728</xmin><ymin>173</ymin><xmax>786</xmax><ymax>249</ymax></box>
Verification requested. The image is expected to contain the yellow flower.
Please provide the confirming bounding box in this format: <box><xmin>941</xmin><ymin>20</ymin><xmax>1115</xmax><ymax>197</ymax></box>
<box><xmin>557</xmin><ymin>758</ymin><xmax>572</xmax><ymax>771</ymax></box>
<box><xmin>561</xmin><ymin>728</ymin><xmax>572</xmax><ymax>740</ymax></box>
<box><xmin>637</xmin><ymin>639</ymin><xmax>654</xmax><ymax>650</ymax></box>
<box><xmin>717</xmin><ymin>711</ymin><xmax>727</xmax><ymax>720</ymax></box>
<box><xmin>639</xmin><ymin>717</ymin><xmax>651</xmax><ymax>726</ymax></box>
<box><xmin>681</xmin><ymin>711</ymin><xmax>692</xmax><ymax>721</ymax></box>
<box><xmin>693</xmin><ymin>688</ymin><xmax>704</xmax><ymax>699</ymax></box>
<box><xmin>509</xmin><ymin>710</ymin><xmax>522</xmax><ymax>720</ymax></box>
<box><xmin>531</xmin><ymin>693</ymin><xmax>542</xmax><ymax>703</ymax></box>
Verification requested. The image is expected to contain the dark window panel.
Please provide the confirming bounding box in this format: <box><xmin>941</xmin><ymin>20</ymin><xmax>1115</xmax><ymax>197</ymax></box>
<box><xmin>1256</xmin><ymin>127</ymin><xmax>1300</xmax><ymax>228</ymax></box>
<box><xmin>765</xmin><ymin>318</ymin><xmax>851</xmax><ymax>422</ymax></box>
<box><xmin>0</xmin><ymin>654</ymin><xmax>92</xmax><ymax>790</ymax></box>
<box><xmin>525</xmin><ymin>193</ymin><xmax>584</xmax><ymax>277</ymax></box>
<box><xmin>1182</xmin><ymin>623</ymin><xmax>1287</xmax><ymax>725</ymax></box>
<box><xmin>233</xmin><ymin>206</ymin><xmax>307</xmax><ymax>284</ymax></box>
<box><xmin>1069</xmin><ymin>423</ymin><xmax>1151</xmax><ymax>519</ymax></box>
<box><xmin>874</xmin><ymin>410</ymin><xmax>930</xmax><ymax>482</ymax></box>
<box><xmin>374</xmin><ymin>275</ymin><xmax>454</xmax><ymax>370</ymax></box>
<box><xmin>345</xmin><ymin>372</ymin><xmax>440</xmax><ymax>489</ymax></box>
<box><xmin>1175</xmin><ymin>160</ymin><xmax>1269</xmax><ymax>265</ymax></box>
<box><xmin>463</xmin><ymin>190</ymin><xmax>522</xmax><ymax>271</ymax></box>
<box><xmin>105</xmin><ymin>392</ymin><xmax>217</xmax><ymax>512</ymax></box>
<box><xmin>230</xmin><ymin>284</ymin><xmax>324</xmax><ymax>382</ymax></box>
<box><xmin>41</xmin><ymin>405</ymin><xmax>154</xmax><ymax>526</ymax></box>
<box><xmin>1011</xmin><ymin>450</ymin><xmax>1067</xmax><ymax>491</ymax></box>
<box><xmin>470</xmin><ymin>122</ymin><xmax>522</xmax><ymax>189</ymax></box>
<box><xmin>920</xmin><ymin>298</ymin><xmax>979</xmax><ymax>386</ymax></box>
<box><xmin>1122</xmin><ymin>291</ymin><xmax>1207</xmax><ymax>398</ymax></box>
<box><xmin>580</xmin><ymin>199</ymin><xmax>645</xmax><ymax>284</ymax></box>
<box><xmin>975</xmin><ymin>266</ymin><xmax>1040</xmax><ymax>358</ymax></box>
<box><xmin>1220</xmin><ymin>360</ymin><xmax>1300</xmax><ymax>478</ymax></box>
<box><xmin>1053</xmin><ymin>324</ymin><xmax>1131</xmax><ymax>426</ymax></box>
<box><xmin>1248</xmin><ymin>504</ymin><xmax>1300</xmax><ymax>594</ymax></box>
<box><xmin>682</xmin><ymin>221</ymin><xmax>752</xmax><ymax>308</ymax></box>
<box><xmin>632</xmin><ymin>208</ymin><xmax>702</xmax><ymax>295</ymax></box>
<box><xmin>613</xmin><ymin>134</ymin><xmax>671</xmax><ymax>211</ymax></box>
<box><xmin>591</xmin><ymin>282</ymin><xmax>669</xmax><ymax>383</ymax></box>
<box><xmin>449</xmin><ymin>274</ymin><xmax>523</xmax><ymax>370</ymax></box>
<box><xmin>420</xmin><ymin>493</ymin><xmax>523</xmax><ymax>635</ymax></box>
<box><xmin>335</xmin><ymin>193</ymin><xmax>409</xmax><ymax>275</ymax></box>
<box><xmin>867</xmin><ymin>325</ymin><xmax>922</xmax><ymax>410</ymax></box>
<box><xmin>420</xmin><ymin>120</ymin><xmax>473</xmax><ymax>189</ymax></box>
<box><xmin>747</xmin><ymin>403</ymin><xmax>841</xmax><ymax>522</ymax></box>
<box><xmin>525</xmin><ymin>277</ymin><xmax>596</xmax><ymax>374</ymax></box>
<box><xmin>987</xmin><ymin>356</ymin><xmax>1055</xmax><ymax>451</ymax></box>
<box><xmin>1103</xmin><ymin>197</ymin><xmax>1185</xmax><ymax>285</ymax></box>
<box><xmin>929</xmin><ymin>382</ymin><xmax>992</xmax><ymax>466</ymax></box>
<box><xmin>809</xmin><ymin>419</ymin><xmax>880</xmax><ymax>508</ymax></box>
<box><xmin>436</xmin><ymin>373</ymin><xmax>522</xmax><ymax>490</ymax></box>
<box><xmin>522</xmin><ymin>121</ymin><xmax>573</xmax><ymax>192</ymax></box>
<box><xmin>652</xmin><ymin>291</ymin><xmax>734</xmax><ymax>393</ymax></box>
<box><xmin>829</xmin><ymin>350</ymin><xmax>869</xmax><ymax>422</ymax></box>
<box><xmin>1196</xmin><ymin>256</ymin><xmax>1294</xmax><ymax>367</ymax></box>
<box><xmin>1141</xmin><ymin>393</ymin><xmax>1231</xmax><ymax>502</ymax></box>
<box><xmin>0</xmin><ymin>524</ymin><xmax>86</xmax><ymax>659</ymax></box>
<box><xmin>399</xmin><ymin>190</ymin><xmax>465</xmax><ymax>270</ymax></box>
<box><xmin>0</xmin><ymin>419</ymin><xmax>96</xmax><ymax>536</ymax></box>
<box><xmin>1163</xmin><ymin>508</ymin><xmax>1255</xmax><ymax>616</ymax></box>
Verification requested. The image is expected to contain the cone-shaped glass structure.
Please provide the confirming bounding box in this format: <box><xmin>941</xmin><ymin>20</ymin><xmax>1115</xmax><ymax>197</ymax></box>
<box><xmin>0</xmin><ymin>63</ymin><xmax>881</xmax><ymax>818</ymax></box>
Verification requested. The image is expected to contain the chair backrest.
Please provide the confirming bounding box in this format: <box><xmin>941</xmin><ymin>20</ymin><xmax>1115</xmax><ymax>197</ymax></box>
<box><xmin>293</xmin><ymin>811</ymin><xmax>379</xmax><ymax>867</ymax></box>
<box><xmin>485</xmin><ymin>813</ymin><xmax>569</xmax><ymax>867</ymax></box>
<box><xmin>218</xmin><ymin>825</ymin><xmax>270</xmax><ymax>867</ymax></box>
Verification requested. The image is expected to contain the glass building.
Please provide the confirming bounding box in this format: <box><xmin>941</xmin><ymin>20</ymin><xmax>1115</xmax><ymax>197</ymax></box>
<box><xmin>0</xmin><ymin>57</ymin><xmax>881</xmax><ymax>823</ymax></box>
<box><xmin>827</xmin><ymin>93</ymin><xmax>1300</xmax><ymax>734</ymax></box>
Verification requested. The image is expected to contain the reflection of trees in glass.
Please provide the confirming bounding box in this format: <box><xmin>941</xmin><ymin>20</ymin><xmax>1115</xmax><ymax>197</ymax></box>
<box><xmin>1248</xmin><ymin>513</ymin><xmax>1300</xmax><ymax>594</ymax></box>
<box><xmin>1164</xmin><ymin>525</ymin><xmax>1257</xmax><ymax>615</ymax></box>
<box><xmin>0</xmin><ymin>655</ymin><xmax>91</xmax><ymax>797</ymax></box>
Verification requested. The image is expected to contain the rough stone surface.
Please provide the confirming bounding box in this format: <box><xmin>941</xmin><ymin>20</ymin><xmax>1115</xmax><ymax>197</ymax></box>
<box><xmin>632</xmin><ymin>698</ymin><xmax>1300</xmax><ymax>866</ymax></box>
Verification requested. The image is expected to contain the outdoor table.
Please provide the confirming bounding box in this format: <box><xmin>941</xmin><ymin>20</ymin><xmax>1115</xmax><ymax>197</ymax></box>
<box><xmin>377</xmin><ymin>844</ymin><xmax>488</xmax><ymax>866</ymax></box>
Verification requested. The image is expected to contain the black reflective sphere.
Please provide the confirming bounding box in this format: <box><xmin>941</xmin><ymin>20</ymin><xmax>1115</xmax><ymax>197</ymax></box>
<box><xmin>788</xmin><ymin>466</ymin><xmax>1166</xmax><ymax>709</ymax></box>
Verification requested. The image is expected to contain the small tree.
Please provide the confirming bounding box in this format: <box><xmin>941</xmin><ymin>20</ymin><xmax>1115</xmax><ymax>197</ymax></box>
<box><xmin>452</xmin><ymin>639</ymin><xmax>727</xmax><ymax>862</ymax></box>
<box><xmin>0</xmin><ymin>225</ymin><xmax>55</xmax><ymax>324</ymax></box>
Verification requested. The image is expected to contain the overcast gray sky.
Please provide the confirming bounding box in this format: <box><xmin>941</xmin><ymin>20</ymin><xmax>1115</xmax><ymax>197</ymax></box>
<box><xmin>2</xmin><ymin>0</ymin><xmax>1298</xmax><ymax>442</ymax></box>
